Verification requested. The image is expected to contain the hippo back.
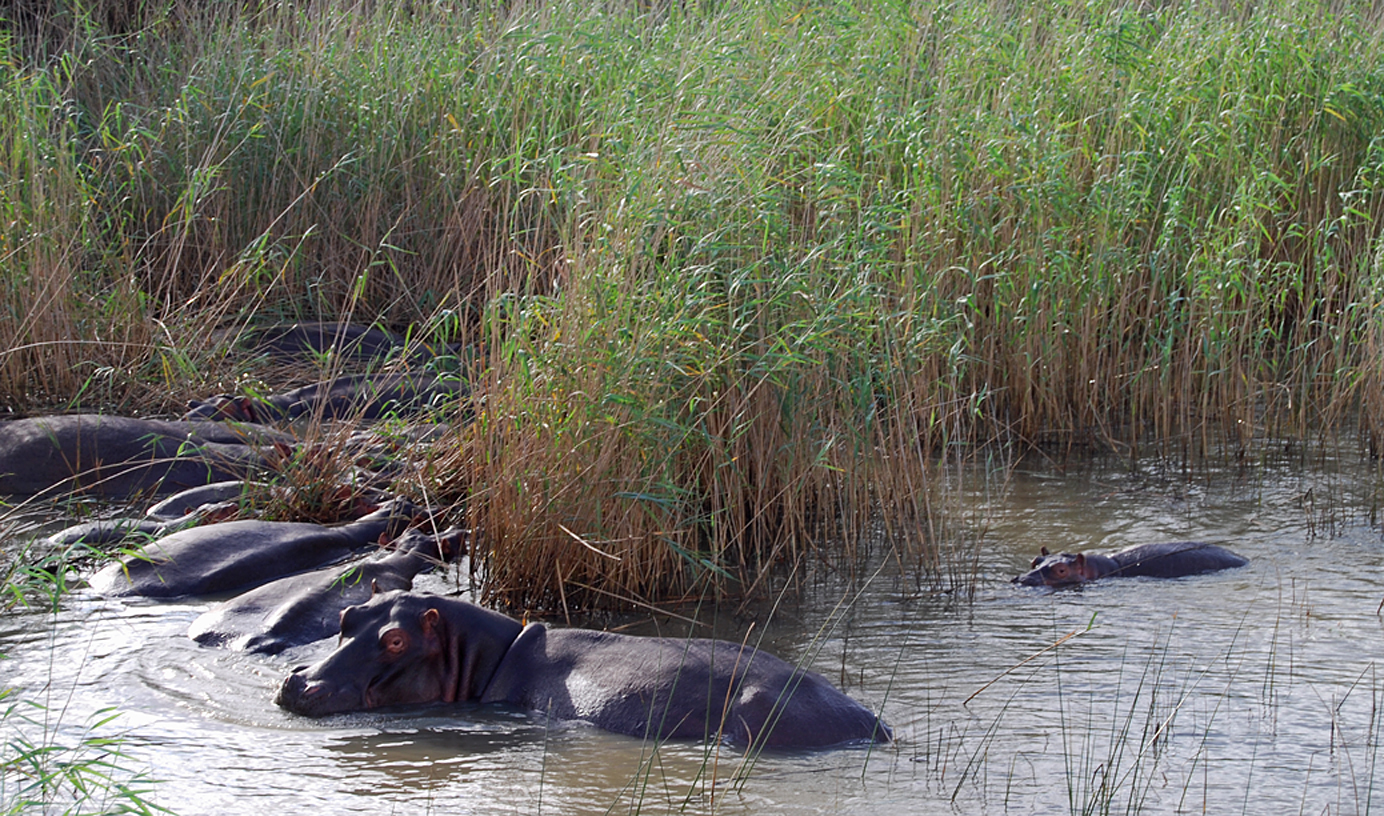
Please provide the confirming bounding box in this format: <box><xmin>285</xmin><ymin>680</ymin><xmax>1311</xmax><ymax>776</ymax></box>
<box><xmin>483</xmin><ymin>625</ymin><xmax>889</xmax><ymax>748</ymax></box>
<box><xmin>1107</xmin><ymin>541</ymin><xmax>1249</xmax><ymax>579</ymax></box>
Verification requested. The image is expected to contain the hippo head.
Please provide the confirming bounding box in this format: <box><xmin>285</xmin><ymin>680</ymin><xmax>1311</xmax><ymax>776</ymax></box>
<box><xmin>389</xmin><ymin>526</ymin><xmax>469</xmax><ymax>563</ymax></box>
<box><xmin>185</xmin><ymin>395</ymin><xmax>260</xmax><ymax>422</ymax></box>
<box><xmin>274</xmin><ymin>592</ymin><xmax>521</xmax><ymax>717</ymax></box>
<box><xmin>1012</xmin><ymin>547</ymin><xmax>1096</xmax><ymax>587</ymax></box>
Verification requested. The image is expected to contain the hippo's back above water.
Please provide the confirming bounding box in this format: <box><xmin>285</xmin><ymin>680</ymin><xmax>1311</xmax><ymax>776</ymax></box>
<box><xmin>1014</xmin><ymin>541</ymin><xmax>1248</xmax><ymax>587</ymax></box>
<box><xmin>1105</xmin><ymin>541</ymin><xmax>1249</xmax><ymax>578</ymax></box>
<box><xmin>0</xmin><ymin>415</ymin><xmax>276</xmax><ymax>498</ymax></box>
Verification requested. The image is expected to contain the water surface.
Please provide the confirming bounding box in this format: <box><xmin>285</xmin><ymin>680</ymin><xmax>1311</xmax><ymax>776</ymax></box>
<box><xmin>3</xmin><ymin>447</ymin><xmax>1382</xmax><ymax>814</ymax></box>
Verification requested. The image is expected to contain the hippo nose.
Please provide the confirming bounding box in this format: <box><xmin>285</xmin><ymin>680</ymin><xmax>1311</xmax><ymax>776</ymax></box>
<box><xmin>274</xmin><ymin>671</ymin><xmax>307</xmax><ymax>708</ymax></box>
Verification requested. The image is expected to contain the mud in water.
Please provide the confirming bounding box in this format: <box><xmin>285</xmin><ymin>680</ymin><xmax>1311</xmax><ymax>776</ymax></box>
<box><xmin>2</xmin><ymin>443</ymin><xmax>1383</xmax><ymax>814</ymax></box>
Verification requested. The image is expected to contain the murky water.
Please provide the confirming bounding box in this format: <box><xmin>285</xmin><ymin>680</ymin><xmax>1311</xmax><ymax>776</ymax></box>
<box><xmin>4</xmin><ymin>444</ymin><xmax>1384</xmax><ymax>815</ymax></box>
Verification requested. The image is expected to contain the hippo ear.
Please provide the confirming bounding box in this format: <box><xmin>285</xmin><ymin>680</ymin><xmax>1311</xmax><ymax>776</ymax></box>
<box><xmin>1040</xmin><ymin>546</ymin><xmax>1050</xmax><ymax>556</ymax></box>
<box><xmin>236</xmin><ymin>396</ymin><xmax>256</xmax><ymax>421</ymax></box>
<box><xmin>438</xmin><ymin>529</ymin><xmax>468</xmax><ymax>562</ymax></box>
<box><xmin>1074</xmin><ymin>553</ymin><xmax>1086</xmax><ymax>569</ymax></box>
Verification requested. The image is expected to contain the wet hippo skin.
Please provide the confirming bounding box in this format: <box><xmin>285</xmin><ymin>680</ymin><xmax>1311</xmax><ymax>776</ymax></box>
<box><xmin>189</xmin><ymin>527</ymin><xmax>465</xmax><ymax>654</ymax></box>
<box><xmin>0</xmin><ymin>415</ymin><xmax>285</xmax><ymax>499</ymax></box>
<box><xmin>144</xmin><ymin>480</ymin><xmax>262</xmax><ymax>521</ymax></box>
<box><xmin>1013</xmin><ymin>541</ymin><xmax>1248</xmax><ymax>587</ymax></box>
<box><xmin>88</xmin><ymin>500</ymin><xmax>421</xmax><ymax>599</ymax></box>
<box><xmin>275</xmin><ymin>592</ymin><xmax>891</xmax><ymax>749</ymax></box>
<box><xmin>45</xmin><ymin>501</ymin><xmax>237</xmax><ymax>548</ymax></box>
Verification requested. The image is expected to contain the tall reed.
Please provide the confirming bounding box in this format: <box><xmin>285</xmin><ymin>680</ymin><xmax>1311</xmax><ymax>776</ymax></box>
<box><xmin>4</xmin><ymin>0</ymin><xmax>1384</xmax><ymax>603</ymax></box>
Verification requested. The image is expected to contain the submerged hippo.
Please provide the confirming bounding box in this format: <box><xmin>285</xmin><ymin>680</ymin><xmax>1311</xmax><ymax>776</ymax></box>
<box><xmin>88</xmin><ymin>499</ymin><xmax>421</xmax><ymax>599</ymax></box>
<box><xmin>0</xmin><ymin>415</ymin><xmax>285</xmax><ymax>499</ymax></box>
<box><xmin>1013</xmin><ymin>541</ymin><xmax>1249</xmax><ymax>587</ymax></box>
<box><xmin>189</xmin><ymin>527</ymin><xmax>465</xmax><ymax>654</ymax></box>
<box><xmin>45</xmin><ymin>501</ymin><xmax>238</xmax><ymax>549</ymax></box>
<box><xmin>275</xmin><ymin>592</ymin><xmax>891</xmax><ymax>750</ymax></box>
<box><xmin>184</xmin><ymin>372</ymin><xmax>464</xmax><ymax>424</ymax></box>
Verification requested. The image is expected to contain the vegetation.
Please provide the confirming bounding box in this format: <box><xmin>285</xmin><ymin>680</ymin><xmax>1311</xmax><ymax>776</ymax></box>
<box><xmin>3</xmin><ymin>0</ymin><xmax>1384</xmax><ymax>606</ymax></box>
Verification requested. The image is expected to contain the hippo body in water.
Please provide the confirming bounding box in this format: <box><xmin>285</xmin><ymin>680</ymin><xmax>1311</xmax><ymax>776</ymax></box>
<box><xmin>244</xmin><ymin>322</ymin><xmax>452</xmax><ymax>364</ymax></box>
<box><xmin>88</xmin><ymin>500</ymin><xmax>420</xmax><ymax>599</ymax></box>
<box><xmin>184</xmin><ymin>373</ymin><xmax>464</xmax><ymax>424</ymax></box>
<box><xmin>1013</xmin><ymin>541</ymin><xmax>1248</xmax><ymax>587</ymax></box>
<box><xmin>188</xmin><ymin>527</ymin><xmax>464</xmax><ymax>654</ymax></box>
<box><xmin>145</xmin><ymin>481</ymin><xmax>262</xmax><ymax>521</ymax></box>
<box><xmin>45</xmin><ymin>501</ymin><xmax>238</xmax><ymax>549</ymax></box>
<box><xmin>0</xmin><ymin>415</ymin><xmax>283</xmax><ymax>499</ymax></box>
<box><xmin>275</xmin><ymin>592</ymin><xmax>890</xmax><ymax>750</ymax></box>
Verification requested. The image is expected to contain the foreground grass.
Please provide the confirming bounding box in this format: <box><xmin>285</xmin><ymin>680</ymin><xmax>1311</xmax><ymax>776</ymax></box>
<box><xmin>3</xmin><ymin>0</ymin><xmax>1384</xmax><ymax>605</ymax></box>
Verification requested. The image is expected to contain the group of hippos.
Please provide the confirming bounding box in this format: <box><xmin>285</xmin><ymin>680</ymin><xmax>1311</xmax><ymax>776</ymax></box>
<box><xmin>1</xmin><ymin>322</ymin><xmax>1252</xmax><ymax>751</ymax></box>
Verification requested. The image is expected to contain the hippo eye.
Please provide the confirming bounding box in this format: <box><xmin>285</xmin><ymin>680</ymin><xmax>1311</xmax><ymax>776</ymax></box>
<box><xmin>1050</xmin><ymin>564</ymin><xmax>1068</xmax><ymax>578</ymax></box>
<box><xmin>1031</xmin><ymin>556</ymin><xmax>1042</xmax><ymax>568</ymax></box>
<box><xmin>381</xmin><ymin>628</ymin><xmax>409</xmax><ymax>655</ymax></box>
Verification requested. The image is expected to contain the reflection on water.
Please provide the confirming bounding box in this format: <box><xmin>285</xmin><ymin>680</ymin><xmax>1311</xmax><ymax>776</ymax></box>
<box><xmin>2</xmin><ymin>446</ymin><xmax>1384</xmax><ymax>814</ymax></box>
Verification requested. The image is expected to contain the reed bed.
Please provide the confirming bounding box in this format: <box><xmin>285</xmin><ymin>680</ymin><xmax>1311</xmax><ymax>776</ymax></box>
<box><xmin>4</xmin><ymin>0</ymin><xmax>1384</xmax><ymax>605</ymax></box>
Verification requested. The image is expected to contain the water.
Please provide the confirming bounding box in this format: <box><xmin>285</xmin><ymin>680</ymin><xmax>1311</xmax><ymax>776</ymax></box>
<box><xmin>3</xmin><ymin>446</ymin><xmax>1383</xmax><ymax>814</ymax></box>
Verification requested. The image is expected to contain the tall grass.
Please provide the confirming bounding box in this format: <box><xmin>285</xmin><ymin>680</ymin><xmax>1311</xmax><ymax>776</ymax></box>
<box><xmin>3</xmin><ymin>0</ymin><xmax>1384</xmax><ymax>604</ymax></box>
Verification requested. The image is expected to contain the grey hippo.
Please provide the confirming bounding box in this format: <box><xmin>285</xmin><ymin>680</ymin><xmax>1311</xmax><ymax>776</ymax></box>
<box><xmin>242</xmin><ymin>322</ymin><xmax>453</xmax><ymax>364</ymax></box>
<box><xmin>88</xmin><ymin>499</ymin><xmax>421</xmax><ymax>599</ymax></box>
<box><xmin>1013</xmin><ymin>541</ymin><xmax>1248</xmax><ymax>587</ymax></box>
<box><xmin>275</xmin><ymin>592</ymin><xmax>891</xmax><ymax>750</ymax></box>
<box><xmin>0</xmin><ymin>414</ymin><xmax>287</xmax><ymax>499</ymax></box>
<box><xmin>188</xmin><ymin>526</ymin><xmax>465</xmax><ymax>654</ymax></box>
<box><xmin>184</xmin><ymin>372</ymin><xmax>464</xmax><ymax>424</ymax></box>
<box><xmin>45</xmin><ymin>501</ymin><xmax>238</xmax><ymax>549</ymax></box>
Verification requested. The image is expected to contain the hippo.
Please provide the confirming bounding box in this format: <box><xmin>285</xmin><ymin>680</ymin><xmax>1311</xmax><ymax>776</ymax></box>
<box><xmin>88</xmin><ymin>499</ymin><xmax>422</xmax><ymax>599</ymax></box>
<box><xmin>188</xmin><ymin>527</ymin><xmax>465</xmax><ymax>654</ymax></box>
<box><xmin>45</xmin><ymin>501</ymin><xmax>238</xmax><ymax>548</ymax></box>
<box><xmin>243</xmin><ymin>322</ymin><xmax>451</xmax><ymax>364</ymax></box>
<box><xmin>275</xmin><ymin>592</ymin><xmax>891</xmax><ymax>750</ymax></box>
<box><xmin>0</xmin><ymin>415</ymin><xmax>287</xmax><ymax>499</ymax></box>
<box><xmin>184</xmin><ymin>372</ymin><xmax>465</xmax><ymax>424</ymax></box>
<box><xmin>1013</xmin><ymin>541</ymin><xmax>1249</xmax><ymax>587</ymax></box>
<box><xmin>145</xmin><ymin>480</ymin><xmax>263</xmax><ymax>521</ymax></box>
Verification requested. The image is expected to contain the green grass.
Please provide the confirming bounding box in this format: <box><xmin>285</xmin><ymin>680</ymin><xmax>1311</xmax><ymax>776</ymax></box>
<box><xmin>4</xmin><ymin>0</ymin><xmax>1384</xmax><ymax>604</ymax></box>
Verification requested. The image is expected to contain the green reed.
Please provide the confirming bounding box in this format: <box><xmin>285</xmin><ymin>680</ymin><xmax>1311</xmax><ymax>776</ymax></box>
<box><xmin>3</xmin><ymin>0</ymin><xmax>1384</xmax><ymax>603</ymax></box>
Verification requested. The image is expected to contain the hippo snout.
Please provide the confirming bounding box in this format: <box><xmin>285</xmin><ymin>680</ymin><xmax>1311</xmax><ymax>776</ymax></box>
<box><xmin>274</xmin><ymin>671</ymin><xmax>309</xmax><ymax>708</ymax></box>
<box><xmin>274</xmin><ymin>671</ymin><xmax>337</xmax><ymax>716</ymax></box>
<box><xmin>275</xmin><ymin>665</ymin><xmax>372</xmax><ymax>717</ymax></box>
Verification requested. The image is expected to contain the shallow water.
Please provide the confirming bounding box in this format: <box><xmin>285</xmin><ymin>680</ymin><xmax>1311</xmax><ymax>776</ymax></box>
<box><xmin>3</xmin><ymin>445</ymin><xmax>1384</xmax><ymax>815</ymax></box>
